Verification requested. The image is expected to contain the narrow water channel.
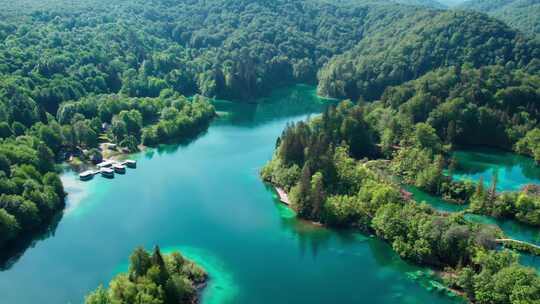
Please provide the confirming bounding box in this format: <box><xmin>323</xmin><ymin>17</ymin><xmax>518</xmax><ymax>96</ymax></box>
<box><xmin>0</xmin><ymin>85</ymin><xmax>465</xmax><ymax>304</ymax></box>
<box><xmin>407</xmin><ymin>150</ymin><xmax>540</xmax><ymax>271</ymax></box>
<box><xmin>452</xmin><ymin>149</ymin><xmax>540</xmax><ymax>192</ymax></box>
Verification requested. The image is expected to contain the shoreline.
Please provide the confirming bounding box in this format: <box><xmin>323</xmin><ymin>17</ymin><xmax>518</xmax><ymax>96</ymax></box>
<box><xmin>268</xmin><ymin>183</ymin><xmax>472</xmax><ymax>302</ymax></box>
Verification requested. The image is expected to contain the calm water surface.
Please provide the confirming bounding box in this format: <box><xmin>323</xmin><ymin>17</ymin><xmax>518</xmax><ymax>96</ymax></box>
<box><xmin>452</xmin><ymin>149</ymin><xmax>540</xmax><ymax>191</ymax></box>
<box><xmin>0</xmin><ymin>85</ymin><xmax>465</xmax><ymax>304</ymax></box>
<box><xmin>408</xmin><ymin>151</ymin><xmax>540</xmax><ymax>271</ymax></box>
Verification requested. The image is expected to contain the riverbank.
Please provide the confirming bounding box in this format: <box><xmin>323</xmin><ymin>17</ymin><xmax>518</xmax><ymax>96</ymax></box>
<box><xmin>261</xmin><ymin>105</ymin><xmax>540</xmax><ymax>302</ymax></box>
<box><xmin>0</xmin><ymin>85</ymin><xmax>483</xmax><ymax>304</ymax></box>
<box><xmin>268</xmin><ymin>183</ymin><xmax>472</xmax><ymax>301</ymax></box>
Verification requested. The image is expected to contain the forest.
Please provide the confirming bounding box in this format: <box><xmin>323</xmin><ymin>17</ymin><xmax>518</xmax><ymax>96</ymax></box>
<box><xmin>262</xmin><ymin>97</ymin><xmax>540</xmax><ymax>302</ymax></box>
<box><xmin>458</xmin><ymin>0</ymin><xmax>540</xmax><ymax>36</ymax></box>
<box><xmin>0</xmin><ymin>0</ymin><xmax>538</xmax><ymax>302</ymax></box>
<box><xmin>84</xmin><ymin>246</ymin><xmax>207</xmax><ymax>304</ymax></box>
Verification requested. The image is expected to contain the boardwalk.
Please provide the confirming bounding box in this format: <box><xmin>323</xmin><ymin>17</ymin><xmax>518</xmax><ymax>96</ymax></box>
<box><xmin>496</xmin><ymin>238</ymin><xmax>540</xmax><ymax>250</ymax></box>
<box><xmin>496</xmin><ymin>238</ymin><xmax>540</xmax><ymax>256</ymax></box>
<box><xmin>275</xmin><ymin>187</ymin><xmax>290</xmax><ymax>205</ymax></box>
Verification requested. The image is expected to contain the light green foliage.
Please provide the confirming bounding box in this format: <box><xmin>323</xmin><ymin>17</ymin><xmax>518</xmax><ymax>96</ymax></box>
<box><xmin>413</xmin><ymin>123</ymin><xmax>443</xmax><ymax>153</ymax></box>
<box><xmin>470</xmin><ymin>179</ymin><xmax>540</xmax><ymax>226</ymax></box>
<box><xmin>516</xmin><ymin>128</ymin><xmax>540</xmax><ymax>163</ymax></box>
<box><xmin>141</xmin><ymin>95</ymin><xmax>215</xmax><ymax>146</ymax></box>
<box><xmin>85</xmin><ymin>246</ymin><xmax>206</xmax><ymax>304</ymax></box>
<box><xmin>333</xmin><ymin>146</ymin><xmax>371</xmax><ymax>195</ymax></box>
<box><xmin>390</xmin><ymin>147</ymin><xmax>442</xmax><ymax>189</ymax></box>
<box><xmin>260</xmin><ymin>157</ymin><xmax>301</xmax><ymax>190</ymax></box>
<box><xmin>456</xmin><ymin>250</ymin><xmax>540</xmax><ymax>304</ymax></box>
<box><xmin>322</xmin><ymin>195</ymin><xmax>365</xmax><ymax>227</ymax></box>
<box><xmin>85</xmin><ymin>286</ymin><xmax>110</xmax><ymax>304</ymax></box>
<box><xmin>56</xmin><ymin>93</ymin><xmax>215</xmax><ymax>148</ymax></box>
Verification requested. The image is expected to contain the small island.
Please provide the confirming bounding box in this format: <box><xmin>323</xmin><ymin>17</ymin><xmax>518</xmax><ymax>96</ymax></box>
<box><xmin>85</xmin><ymin>246</ymin><xmax>207</xmax><ymax>304</ymax></box>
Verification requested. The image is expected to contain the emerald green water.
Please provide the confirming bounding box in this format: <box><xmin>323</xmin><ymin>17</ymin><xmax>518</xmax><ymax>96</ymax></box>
<box><xmin>406</xmin><ymin>185</ymin><xmax>540</xmax><ymax>244</ymax></box>
<box><xmin>407</xmin><ymin>186</ymin><xmax>540</xmax><ymax>270</ymax></box>
<box><xmin>0</xmin><ymin>85</ymin><xmax>465</xmax><ymax>304</ymax></box>
<box><xmin>404</xmin><ymin>185</ymin><xmax>467</xmax><ymax>213</ymax></box>
<box><xmin>451</xmin><ymin>149</ymin><xmax>540</xmax><ymax>191</ymax></box>
<box><xmin>405</xmin><ymin>142</ymin><xmax>540</xmax><ymax>269</ymax></box>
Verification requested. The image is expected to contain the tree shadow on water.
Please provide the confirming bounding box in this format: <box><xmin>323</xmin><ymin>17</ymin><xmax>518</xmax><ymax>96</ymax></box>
<box><xmin>146</xmin><ymin>126</ymin><xmax>210</xmax><ymax>158</ymax></box>
<box><xmin>0</xmin><ymin>212</ymin><xmax>63</xmax><ymax>271</ymax></box>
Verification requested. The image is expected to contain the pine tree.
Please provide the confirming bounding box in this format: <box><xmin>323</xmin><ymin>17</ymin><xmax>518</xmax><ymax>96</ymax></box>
<box><xmin>487</xmin><ymin>171</ymin><xmax>498</xmax><ymax>210</ymax></box>
<box><xmin>129</xmin><ymin>247</ymin><xmax>152</xmax><ymax>279</ymax></box>
<box><xmin>472</xmin><ymin>176</ymin><xmax>486</xmax><ymax>211</ymax></box>
<box><xmin>310</xmin><ymin>172</ymin><xmax>325</xmax><ymax>220</ymax></box>
<box><xmin>293</xmin><ymin>163</ymin><xmax>312</xmax><ymax>217</ymax></box>
<box><xmin>151</xmin><ymin>245</ymin><xmax>169</xmax><ymax>285</ymax></box>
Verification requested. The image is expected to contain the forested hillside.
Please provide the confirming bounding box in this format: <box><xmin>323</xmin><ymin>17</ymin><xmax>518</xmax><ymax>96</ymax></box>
<box><xmin>1</xmin><ymin>0</ymin><xmax>536</xmax><ymax>105</ymax></box>
<box><xmin>317</xmin><ymin>10</ymin><xmax>539</xmax><ymax>100</ymax></box>
<box><xmin>0</xmin><ymin>0</ymin><xmax>371</xmax><ymax>104</ymax></box>
<box><xmin>262</xmin><ymin>63</ymin><xmax>540</xmax><ymax>302</ymax></box>
<box><xmin>391</xmin><ymin>0</ymin><xmax>446</xmax><ymax>8</ymax></box>
<box><xmin>459</xmin><ymin>0</ymin><xmax>540</xmax><ymax>36</ymax></box>
<box><xmin>0</xmin><ymin>0</ymin><xmax>538</xmax><ymax>271</ymax></box>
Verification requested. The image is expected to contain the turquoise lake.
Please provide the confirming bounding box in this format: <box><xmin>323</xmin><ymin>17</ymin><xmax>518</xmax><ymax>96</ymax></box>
<box><xmin>451</xmin><ymin>149</ymin><xmax>540</xmax><ymax>192</ymax></box>
<box><xmin>0</xmin><ymin>85</ymin><xmax>466</xmax><ymax>304</ymax></box>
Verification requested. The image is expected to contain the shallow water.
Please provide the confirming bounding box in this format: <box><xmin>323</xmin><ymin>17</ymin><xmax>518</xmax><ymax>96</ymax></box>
<box><xmin>406</xmin><ymin>186</ymin><xmax>540</xmax><ymax>270</ymax></box>
<box><xmin>404</xmin><ymin>185</ymin><xmax>467</xmax><ymax>213</ymax></box>
<box><xmin>451</xmin><ymin>148</ymin><xmax>540</xmax><ymax>191</ymax></box>
<box><xmin>0</xmin><ymin>85</ymin><xmax>465</xmax><ymax>304</ymax></box>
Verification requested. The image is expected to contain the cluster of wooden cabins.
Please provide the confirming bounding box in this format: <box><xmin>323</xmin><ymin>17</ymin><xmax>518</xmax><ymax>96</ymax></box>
<box><xmin>79</xmin><ymin>159</ymin><xmax>137</xmax><ymax>181</ymax></box>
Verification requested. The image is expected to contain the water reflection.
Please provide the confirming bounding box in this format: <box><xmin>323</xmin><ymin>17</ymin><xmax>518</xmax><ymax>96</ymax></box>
<box><xmin>0</xmin><ymin>213</ymin><xmax>63</xmax><ymax>270</ymax></box>
<box><xmin>269</xmin><ymin>192</ymin><xmax>467</xmax><ymax>302</ymax></box>
<box><xmin>452</xmin><ymin>148</ymin><xmax>540</xmax><ymax>191</ymax></box>
<box><xmin>213</xmin><ymin>84</ymin><xmax>334</xmax><ymax>127</ymax></box>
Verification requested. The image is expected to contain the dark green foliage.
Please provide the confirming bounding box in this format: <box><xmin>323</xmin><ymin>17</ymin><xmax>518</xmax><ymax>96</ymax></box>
<box><xmin>263</xmin><ymin>93</ymin><xmax>539</xmax><ymax>301</ymax></box>
<box><xmin>317</xmin><ymin>11</ymin><xmax>538</xmax><ymax>101</ymax></box>
<box><xmin>459</xmin><ymin>0</ymin><xmax>540</xmax><ymax>36</ymax></box>
<box><xmin>85</xmin><ymin>246</ymin><xmax>207</xmax><ymax>304</ymax></box>
<box><xmin>0</xmin><ymin>0</ymin><xmax>535</xmax><ymax>106</ymax></box>
<box><xmin>0</xmin><ymin>136</ymin><xmax>65</xmax><ymax>248</ymax></box>
<box><xmin>0</xmin><ymin>0</ymin><xmax>371</xmax><ymax>103</ymax></box>
<box><xmin>378</xmin><ymin>65</ymin><xmax>539</xmax><ymax>150</ymax></box>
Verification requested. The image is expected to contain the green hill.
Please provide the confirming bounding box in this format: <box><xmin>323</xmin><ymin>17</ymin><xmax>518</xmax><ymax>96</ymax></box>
<box><xmin>317</xmin><ymin>10</ymin><xmax>539</xmax><ymax>100</ymax></box>
<box><xmin>459</xmin><ymin>0</ymin><xmax>540</xmax><ymax>35</ymax></box>
<box><xmin>391</xmin><ymin>0</ymin><xmax>446</xmax><ymax>8</ymax></box>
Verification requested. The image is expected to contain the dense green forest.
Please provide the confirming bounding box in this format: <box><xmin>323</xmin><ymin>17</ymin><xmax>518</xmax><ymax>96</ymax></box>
<box><xmin>317</xmin><ymin>11</ymin><xmax>539</xmax><ymax>101</ymax></box>
<box><xmin>0</xmin><ymin>0</ymin><xmax>538</xmax><ymax>301</ymax></box>
<box><xmin>391</xmin><ymin>0</ymin><xmax>446</xmax><ymax>8</ymax></box>
<box><xmin>1</xmin><ymin>0</ymin><xmax>536</xmax><ymax>104</ymax></box>
<box><xmin>56</xmin><ymin>92</ymin><xmax>215</xmax><ymax>150</ymax></box>
<box><xmin>85</xmin><ymin>246</ymin><xmax>207</xmax><ymax>304</ymax></box>
<box><xmin>459</xmin><ymin>0</ymin><xmax>540</xmax><ymax>36</ymax></box>
<box><xmin>0</xmin><ymin>135</ymin><xmax>65</xmax><ymax>248</ymax></box>
<box><xmin>262</xmin><ymin>98</ymin><xmax>540</xmax><ymax>302</ymax></box>
<box><xmin>263</xmin><ymin>62</ymin><xmax>540</xmax><ymax>227</ymax></box>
